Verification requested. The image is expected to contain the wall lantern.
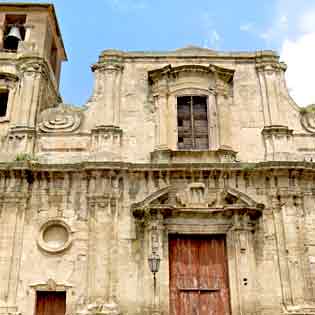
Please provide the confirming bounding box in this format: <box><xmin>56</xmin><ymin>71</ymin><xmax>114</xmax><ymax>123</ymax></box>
<box><xmin>148</xmin><ymin>252</ymin><xmax>161</xmax><ymax>275</ymax></box>
<box><xmin>148</xmin><ymin>252</ymin><xmax>161</xmax><ymax>294</ymax></box>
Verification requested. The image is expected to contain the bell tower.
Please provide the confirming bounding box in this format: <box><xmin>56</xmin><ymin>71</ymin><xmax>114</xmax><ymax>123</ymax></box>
<box><xmin>0</xmin><ymin>3</ymin><xmax>67</xmax><ymax>157</ymax></box>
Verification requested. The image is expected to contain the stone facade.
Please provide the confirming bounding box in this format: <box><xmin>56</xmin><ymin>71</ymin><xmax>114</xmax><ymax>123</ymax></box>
<box><xmin>1</xmin><ymin>3</ymin><xmax>315</xmax><ymax>315</ymax></box>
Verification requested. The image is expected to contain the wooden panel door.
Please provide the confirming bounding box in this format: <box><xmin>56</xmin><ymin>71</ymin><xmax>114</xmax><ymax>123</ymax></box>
<box><xmin>36</xmin><ymin>291</ymin><xmax>66</xmax><ymax>315</ymax></box>
<box><xmin>169</xmin><ymin>235</ymin><xmax>230</xmax><ymax>315</ymax></box>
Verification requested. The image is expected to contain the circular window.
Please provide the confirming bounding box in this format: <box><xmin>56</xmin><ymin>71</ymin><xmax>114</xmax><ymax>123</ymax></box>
<box><xmin>38</xmin><ymin>220</ymin><xmax>72</xmax><ymax>253</ymax></box>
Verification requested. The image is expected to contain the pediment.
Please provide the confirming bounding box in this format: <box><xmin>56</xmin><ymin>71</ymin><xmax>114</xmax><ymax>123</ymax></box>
<box><xmin>175</xmin><ymin>45</ymin><xmax>217</xmax><ymax>54</ymax></box>
<box><xmin>132</xmin><ymin>184</ymin><xmax>264</xmax><ymax>219</ymax></box>
<box><xmin>148</xmin><ymin>64</ymin><xmax>234</xmax><ymax>85</ymax></box>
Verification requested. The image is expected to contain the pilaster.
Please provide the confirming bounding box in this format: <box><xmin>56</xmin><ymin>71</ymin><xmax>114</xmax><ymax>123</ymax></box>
<box><xmin>0</xmin><ymin>172</ymin><xmax>28</xmax><ymax>314</ymax></box>
<box><xmin>227</xmin><ymin>213</ymin><xmax>258</xmax><ymax>315</ymax></box>
<box><xmin>6</xmin><ymin>126</ymin><xmax>36</xmax><ymax>155</ymax></box>
<box><xmin>256</xmin><ymin>51</ymin><xmax>287</xmax><ymax>126</ymax></box>
<box><xmin>262</xmin><ymin>125</ymin><xmax>294</xmax><ymax>161</ymax></box>
<box><xmin>91</xmin><ymin>125</ymin><xmax>123</xmax><ymax>158</ymax></box>
<box><xmin>90</xmin><ymin>50</ymin><xmax>124</xmax><ymax>126</ymax></box>
<box><xmin>15</xmin><ymin>58</ymin><xmax>50</xmax><ymax>128</ymax></box>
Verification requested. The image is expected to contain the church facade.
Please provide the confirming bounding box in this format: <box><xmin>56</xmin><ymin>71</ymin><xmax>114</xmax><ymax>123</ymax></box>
<box><xmin>0</xmin><ymin>3</ymin><xmax>315</xmax><ymax>315</ymax></box>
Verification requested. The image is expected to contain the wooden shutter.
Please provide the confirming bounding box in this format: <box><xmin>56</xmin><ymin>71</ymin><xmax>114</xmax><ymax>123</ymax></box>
<box><xmin>35</xmin><ymin>291</ymin><xmax>66</xmax><ymax>315</ymax></box>
<box><xmin>177</xmin><ymin>96</ymin><xmax>209</xmax><ymax>150</ymax></box>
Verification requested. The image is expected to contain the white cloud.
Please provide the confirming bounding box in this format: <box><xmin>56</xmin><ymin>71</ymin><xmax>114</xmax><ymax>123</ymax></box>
<box><xmin>281</xmin><ymin>32</ymin><xmax>315</xmax><ymax>106</ymax></box>
<box><xmin>240</xmin><ymin>23</ymin><xmax>252</xmax><ymax>32</ymax></box>
<box><xmin>259</xmin><ymin>14</ymin><xmax>288</xmax><ymax>44</ymax></box>
<box><xmin>259</xmin><ymin>1</ymin><xmax>315</xmax><ymax>106</ymax></box>
<box><xmin>298</xmin><ymin>10</ymin><xmax>315</xmax><ymax>33</ymax></box>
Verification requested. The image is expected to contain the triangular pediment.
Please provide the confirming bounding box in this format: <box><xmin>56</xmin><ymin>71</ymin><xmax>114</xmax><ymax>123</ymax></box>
<box><xmin>132</xmin><ymin>184</ymin><xmax>264</xmax><ymax>219</ymax></box>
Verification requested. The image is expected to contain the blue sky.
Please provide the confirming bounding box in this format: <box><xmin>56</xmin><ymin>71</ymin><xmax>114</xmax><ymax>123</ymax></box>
<box><xmin>3</xmin><ymin>0</ymin><xmax>315</xmax><ymax>106</ymax></box>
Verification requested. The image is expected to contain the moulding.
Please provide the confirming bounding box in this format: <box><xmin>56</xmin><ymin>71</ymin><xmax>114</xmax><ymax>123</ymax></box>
<box><xmin>37</xmin><ymin>218</ymin><xmax>72</xmax><ymax>254</ymax></box>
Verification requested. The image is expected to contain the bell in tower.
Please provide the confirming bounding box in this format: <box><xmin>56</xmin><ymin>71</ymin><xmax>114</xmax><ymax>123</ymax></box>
<box><xmin>4</xmin><ymin>25</ymin><xmax>22</xmax><ymax>51</ymax></box>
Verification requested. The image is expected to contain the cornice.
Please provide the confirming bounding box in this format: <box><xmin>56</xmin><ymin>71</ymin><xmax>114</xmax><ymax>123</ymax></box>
<box><xmin>98</xmin><ymin>48</ymin><xmax>278</xmax><ymax>61</ymax></box>
<box><xmin>148</xmin><ymin>64</ymin><xmax>234</xmax><ymax>84</ymax></box>
<box><xmin>2</xmin><ymin>161</ymin><xmax>315</xmax><ymax>173</ymax></box>
<box><xmin>262</xmin><ymin>125</ymin><xmax>293</xmax><ymax>136</ymax></box>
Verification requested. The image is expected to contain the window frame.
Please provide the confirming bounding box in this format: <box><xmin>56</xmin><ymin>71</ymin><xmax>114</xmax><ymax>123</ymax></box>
<box><xmin>176</xmin><ymin>94</ymin><xmax>210</xmax><ymax>150</ymax></box>
<box><xmin>0</xmin><ymin>73</ymin><xmax>19</xmax><ymax>123</ymax></box>
<box><xmin>0</xmin><ymin>89</ymin><xmax>9</xmax><ymax>118</ymax></box>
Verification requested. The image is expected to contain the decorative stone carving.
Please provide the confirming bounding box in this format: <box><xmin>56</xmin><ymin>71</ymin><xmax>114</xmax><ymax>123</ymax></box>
<box><xmin>174</xmin><ymin>45</ymin><xmax>217</xmax><ymax>55</ymax></box>
<box><xmin>262</xmin><ymin>125</ymin><xmax>294</xmax><ymax>160</ymax></box>
<box><xmin>77</xmin><ymin>301</ymin><xmax>121</xmax><ymax>315</ymax></box>
<box><xmin>6</xmin><ymin>126</ymin><xmax>36</xmax><ymax>154</ymax></box>
<box><xmin>37</xmin><ymin>219</ymin><xmax>72</xmax><ymax>254</ymax></box>
<box><xmin>0</xmin><ymin>72</ymin><xmax>19</xmax><ymax>88</ymax></box>
<box><xmin>17</xmin><ymin>57</ymin><xmax>51</xmax><ymax>79</ymax></box>
<box><xmin>29</xmin><ymin>279</ymin><xmax>72</xmax><ymax>291</ymax></box>
<box><xmin>150</xmin><ymin>147</ymin><xmax>237</xmax><ymax>163</ymax></box>
<box><xmin>38</xmin><ymin>103</ymin><xmax>83</xmax><ymax>133</ymax></box>
<box><xmin>0</xmin><ymin>307</ymin><xmax>21</xmax><ymax>315</ymax></box>
<box><xmin>300</xmin><ymin>105</ymin><xmax>315</xmax><ymax>133</ymax></box>
<box><xmin>176</xmin><ymin>183</ymin><xmax>207</xmax><ymax>207</ymax></box>
<box><xmin>133</xmin><ymin>185</ymin><xmax>264</xmax><ymax>219</ymax></box>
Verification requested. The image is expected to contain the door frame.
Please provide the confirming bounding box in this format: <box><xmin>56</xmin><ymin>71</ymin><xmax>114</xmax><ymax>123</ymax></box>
<box><xmin>35</xmin><ymin>291</ymin><xmax>67</xmax><ymax>315</ymax></box>
<box><xmin>29</xmin><ymin>279</ymin><xmax>72</xmax><ymax>315</ymax></box>
<box><xmin>132</xmin><ymin>185</ymin><xmax>263</xmax><ymax>315</ymax></box>
<box><xmin>148</xmin><ymin>215</ymin><xmax>258</xmax><ymax>315</ymax></box>
<box><xmin>168</xmin><ymin>233</ymin><xmax>231</xmax><ymax>315</ymax></box>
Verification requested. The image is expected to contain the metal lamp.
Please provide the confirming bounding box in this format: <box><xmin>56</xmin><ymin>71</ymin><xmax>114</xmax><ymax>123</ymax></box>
<box><xmin>148</xmin><ymin>253</ymin><xmax>161</xmax><ymax>275</ymax></box>
<box><xmin>148</xmin><ymin>252</ymin><xmax>161</xmax><ymax>296</ymax></box>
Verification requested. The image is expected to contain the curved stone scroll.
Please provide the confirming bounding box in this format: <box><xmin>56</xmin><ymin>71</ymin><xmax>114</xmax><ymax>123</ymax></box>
<box><xmin>38</xmin><ymin>103</ymin><xmax>83</xmax><ymax>133</ymax></box>
<box><xmin>300</xmin><ymin>105</ymin><xmax>315</xmax><ymax>133</ymax></box>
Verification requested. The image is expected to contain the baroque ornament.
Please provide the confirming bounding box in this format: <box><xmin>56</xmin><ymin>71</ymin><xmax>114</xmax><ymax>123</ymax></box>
<box><xmin>38</xmin><ymin>103</ymin><xmax>83</xmax><ymax>133</ymax></box>
<box><xmin>37</xmin><ymin>219</ymin><xmax>72</xmax><ymax>254</ymax></box>
<box><xmin>300</xmin><ymin>104</ymin><xmax>315</xmax><ymax>133</ymax></box>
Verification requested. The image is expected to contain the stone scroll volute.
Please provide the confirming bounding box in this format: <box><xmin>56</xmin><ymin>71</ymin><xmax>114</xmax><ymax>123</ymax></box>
<box><xmin>38</xmin><ymin>103</ymin><xmax>83</xmax><ymax>133</ymax></box>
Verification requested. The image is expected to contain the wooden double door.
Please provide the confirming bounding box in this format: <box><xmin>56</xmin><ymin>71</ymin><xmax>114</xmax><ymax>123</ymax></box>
<box><xmin>35</xmin><ymin>291</ymin><xmax>66</xmax><ymax>315</ymax></box>
<box><xmin>169</xmin><ymin>235</ymin><xmax>231</xmax><ymax>315</ymax></box>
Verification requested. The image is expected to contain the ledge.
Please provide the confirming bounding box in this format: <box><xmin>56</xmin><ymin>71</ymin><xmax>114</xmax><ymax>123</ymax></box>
<box><xmin>150</xmin><ymin>147</ymin><xmax>237</xmax><ymax>163</ymax></box>
<box><xmin>2</xmin><ymin>160</ymin><xmax>315</xmax><ymax>172</ymax></box>
<box><xmin>262</xmin><ymin>125</ymin><xmax>293</xmax><ymax>136</ymax></box>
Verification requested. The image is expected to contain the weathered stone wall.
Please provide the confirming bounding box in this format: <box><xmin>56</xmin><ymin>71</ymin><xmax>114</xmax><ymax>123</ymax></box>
<box><xmin>1</xmin><ymin>4</ymin><xmax>315</xmax><ymax>315</ymax></box>
<box><xmin>0</xmin><ymin>165</ymin><xmax>314</xmax><ymax>314</ymax></box>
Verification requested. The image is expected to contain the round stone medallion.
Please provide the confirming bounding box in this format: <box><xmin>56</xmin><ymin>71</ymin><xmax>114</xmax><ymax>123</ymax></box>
<box><xmin>38</xmin><ymin>220</ymin><xmax>72</xmax><ymax>253</ymax></box>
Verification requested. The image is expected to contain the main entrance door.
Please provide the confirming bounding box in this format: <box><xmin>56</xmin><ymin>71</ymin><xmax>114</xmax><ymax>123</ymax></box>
<box><xmin>35</xmin><ymin>291</ymin><xmax>66</xmax><ymax>315</ymax></box>
<box><xmin>169</xmin><ymin>235</ymin><xmax>230</xmax><ymax>315</ymax></box>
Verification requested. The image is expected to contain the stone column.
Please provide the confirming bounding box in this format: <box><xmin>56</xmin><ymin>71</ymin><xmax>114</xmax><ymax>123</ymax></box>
<box><xmin>147</xmin><ymin>211</ymin><xmax>164</xmax><ymax>315</ymax></box>
<box><xmin>16</xmin><ymin>60</ymin><xmax>44</xmax><ymax>128</ymax></box>
<box><xmin>0</xmin><ymin>26</ymin><xmax>4</xmax><ymax>50</ymax></box>
<box><xmin>0</xmin><ymin>172</ymin><xmax>28</xmax><ymax>314</ymax></box>
<box><xmin>228</xmin><ymin>213</ymin><xmax>258</xmax><ymax>315</ymax></box>
<box><xmin>279</xmin><ymin>194</ymin><xmax>309</xmax><ymax>306</ymax></box>
<box><xmin>154</xmin><ymin>92</ymin><xmax>169</xmax><ymax>150</ymax></box>
<box><xmin>208</xmin><ymin>89</ymin><xmax>219</xmax><ymax>150</ymax></box>
<box><xmin>103</xmin><ymin>64</ymin><xmax>121</xmax><ymax>124</ymax></box>
<box><xmin>270</xmin><ymin>195</ymin><xmax>292</xmax><ymax>307</ymax></box>
<box><xmin>256</xmin><ymin>52</ymin><xmax>287</xmax><ymax>126</ymax></box>
<box><xmin>87</xmin><ymin>195</ymin><xmax>111</xmax><ymax>302</ymax></box>
<box><xmin>262</xmin><ymin>125</ymin><xmax>294</xmax><ymax>161</ymax></box>
<box><xmin>90</xmin><ymin>51</ymin><xmax>124</xmax><ymax>126</ymax></box>
<box><xmin>212</xmin><ymin>66</ymin><xmax>234</xmax><ymax>150</ymax></box>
